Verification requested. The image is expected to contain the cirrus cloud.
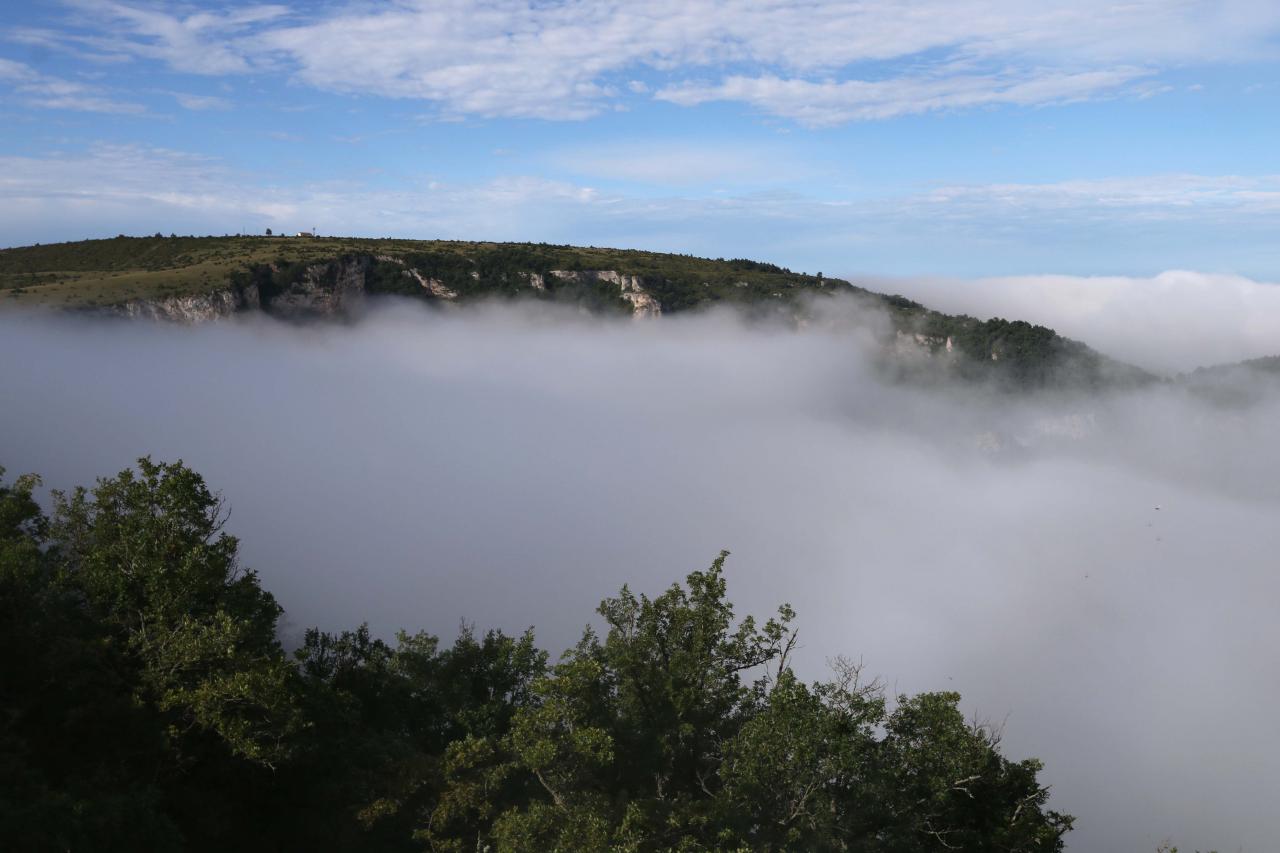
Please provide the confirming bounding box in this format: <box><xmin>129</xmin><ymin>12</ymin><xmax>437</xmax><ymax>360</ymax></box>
<box><xmin>0</xmin><ymin>57</ymin><xmax>145</xmax><ymax>114</ymax></box>
<box><xmin>22</xmin><ymin>0</ymin><xmax>1280</xmax><ymax>123</ymax></box>
<box><xmin>654</xmin><ymin>68</ymin><xmax>1150</xmax><ymax>126</ymax></box>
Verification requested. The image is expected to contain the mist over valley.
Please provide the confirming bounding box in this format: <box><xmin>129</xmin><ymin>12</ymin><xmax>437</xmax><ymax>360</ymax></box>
<box><xmin>4</xmin><ymin>282</ymin><xmax>1278</xmax><ymax>851</ymax></box>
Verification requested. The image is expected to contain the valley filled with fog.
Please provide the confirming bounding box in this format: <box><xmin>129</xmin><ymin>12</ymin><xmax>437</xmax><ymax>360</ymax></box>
<box><xmin>3</xmin><ymin>298</ymin><xmax>1277</xmax><ymax>852</ymax></box>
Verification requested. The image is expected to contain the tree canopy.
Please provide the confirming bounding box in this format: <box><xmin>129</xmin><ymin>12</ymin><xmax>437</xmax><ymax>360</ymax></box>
<box><xmin>0</xmin><ymin>460</ymin><xmax>1072</xmax><ymax>851</ymax></box>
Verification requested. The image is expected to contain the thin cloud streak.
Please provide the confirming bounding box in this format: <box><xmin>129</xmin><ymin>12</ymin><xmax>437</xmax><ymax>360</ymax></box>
<box><xmin>0</xmin><ymin>57</ymin><xmax>145</xmax><ymax>114</ymax></box>
<box><xmin>654</xmin><ymin>68</ymin><xmax>1148</xmax><ymax>126</ymax></box>
<box><xmin>171</xmin><ymin>91</ymin><xmax>232</xmax><ymax>111</ymax></box>
<box><xmin>58</xmin><ymin>0</ymin><xmax>290</xmax><ymax>75</ymax></box>
<box><xmin>546</xmin><ymin>141</ymin><xmax>809</xmax><ymax>186</ymax></box>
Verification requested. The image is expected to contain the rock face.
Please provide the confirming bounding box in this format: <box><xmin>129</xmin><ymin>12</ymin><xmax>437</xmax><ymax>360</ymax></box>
<box><xmin>404</xmin><ymin>268</ymin><xmax>459</xmax><ymax>299</ymax></box>
<box><xmin>109</xmin><ymin>289</ymin><xmax>240</xmax><ymax>323</ymax></box>
<box><xmin>267</xmin><ymin>258</ymin><xmax>368</xmax><ymax>319</ymax></box>
<box><xmin>549</xmin><ymin>270</ymin><xmax>662</xmax><ymax>318</ymax></box>
<box><xmin>101</xmin><ymin>260</ymin><xmax>667</xmax><ymax>324</ymax></box>
<box><xmin>893</xmin><ymin>330</ymin><xmax>956</xmax><ymax>361</ymax></box>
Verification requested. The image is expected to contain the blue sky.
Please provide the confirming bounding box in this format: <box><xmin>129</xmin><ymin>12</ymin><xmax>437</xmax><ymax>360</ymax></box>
<box><xmin>2</xmin><ymin>0</ymin><xmax>1279</xmax><ymax>278</ymax></box>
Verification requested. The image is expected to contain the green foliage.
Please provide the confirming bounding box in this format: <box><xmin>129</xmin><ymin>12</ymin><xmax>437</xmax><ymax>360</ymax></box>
<box><xmin>0</xmin><ymin>234</ymin><xmax>212</xmax><ymax>274</ymax></box>
<box><xmin>0</xmin><ymin>461</ymin><xmax>1073</xmax><ymax>851</ymax></box>
<box><xmin>718</xmin><ymin>664</ymin><xmax>884</xmax><ymax>849</ymax></box>
<box><xmin>420</xmin><ymin>553</ymin><xmax>1071</xmax><ymax>852</ymax></box>
<box><xmin>0</xmin><ymin>466</ymin><xmax>185</xmax><ymax>850</ymax></box>
<box><xmin>49</xmin><ymin>458</ymin><xmax>299</xmax><ymax>767</ymax></box>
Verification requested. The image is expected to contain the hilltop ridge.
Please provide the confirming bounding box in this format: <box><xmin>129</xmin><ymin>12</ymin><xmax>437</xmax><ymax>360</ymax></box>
<box><xmin>2</xmin><ymin>234</ymin><xmax>1154</xmax><ymax>390</ymax></box>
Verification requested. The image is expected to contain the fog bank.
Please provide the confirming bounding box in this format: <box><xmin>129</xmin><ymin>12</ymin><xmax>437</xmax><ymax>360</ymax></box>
<box><xmin>867</xmin><ymin>269</ymin><xmax>1280</xmax><ymax>375</ymax></box>
<box><xmin>2</xmin><ymin>302</ymin><xmax>1278</xmax><ymax>852</ymax></box>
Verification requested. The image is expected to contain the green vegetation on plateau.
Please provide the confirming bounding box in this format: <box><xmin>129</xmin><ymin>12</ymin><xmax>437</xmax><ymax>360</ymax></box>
<box><xmin>1</xmin><ymin>234</ymin><xmax>1153</xmax><ymax>389</ymax></box>
<box><xmin>0</xmin><ymin>459</ymin><xmax>1072</xmax><ymax>852</ymax></box>
<box><xmin>0</xmin><ymin>234</ymin><xmax>832</xmax><ymax>309</ymax></box>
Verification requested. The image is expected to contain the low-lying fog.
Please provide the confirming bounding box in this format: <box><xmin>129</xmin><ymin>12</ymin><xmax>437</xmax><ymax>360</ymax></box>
<box><xmin>3</xmin><ymin>300</ymin><xmax>1277</xmax><ymax>852</ymax></box>
<box><xmin>869</xmin><ymin>269</ymin><xmax>1280</xmax><ymax>375</ymax></box>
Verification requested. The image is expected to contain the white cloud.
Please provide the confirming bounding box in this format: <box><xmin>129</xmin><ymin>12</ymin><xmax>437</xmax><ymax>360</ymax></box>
<box><xmin>0</xmin><ymin>143</ymin><xmax>610</xmax><ymax>245</ymax></box>
<box><xmin>0</xmin><ymin>143</ymin><xmax>302</xmax><ymax>241</ymax></box>
<box><xmin>59</xmin><ymin>0</ymin><xmax>289</xmax><ymax>75</ymax></box>
<box><xmin>917</xmin><ymin>174</ymin><xmax>1280</xmax><ymax>218</ymax></box>
<box><xmin>31</xmin><ymin>0</ymin><xmax>1280</xmax><ymax>122</ymax></box>
<box><xmin>548</xmin><ymin>142</ymin><xmax>804</xmax><ymax>186</ymax></box>
<box><xmin>172</xmin><ymin>92</ymin><xmax>232</xmax><ymax>111</ymax></box>
<box><xmin>655</xmin><ymin>68</ymin><xmax>1148</xmax><ymax>126</ymax></box>
<box><xmin>0</xmin><ymin>57</ymin><xmax>145</xmax><ymax>113</ymax></box>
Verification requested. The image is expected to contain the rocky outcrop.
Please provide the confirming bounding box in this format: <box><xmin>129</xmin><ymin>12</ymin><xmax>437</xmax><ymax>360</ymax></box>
<box><xmin>404</xmin><ymin>268</ymin><xmax>458</xmax><ymax>299</ymax></box>
<box><xmin>108</xmin><ymin>289</ymin><xmax>240</xmax><ymax>324</ymax></box>
<box><xmin>599</xmin><ymin>271</ymin><xmax>662</xmax><ymax>318</ymax></box>
<box><xmin>267</xmin><ymin>258</ymin><xmax>368</xmax><ymax>319</ymax></box>
<box><xmin>237</xmin><ymin>282</ymin><xmax>261</xmax><ymax>311</ymax></box>
<box><xmin>893</xmin><ymin>330</ymin><xmax>955</xmax><ymax>360</ymax></box>
<box><xmin>98</xmin><ymin>260</ymin><xmax>666</xmax><ymax>324</ymax></box>
<box><xmin>549</xmin><ymin>270</ymin><xmax>661</xmax><ymax>318</ymax></box>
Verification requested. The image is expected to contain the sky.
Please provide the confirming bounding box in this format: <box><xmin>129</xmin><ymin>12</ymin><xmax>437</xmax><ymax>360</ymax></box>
<box><xmin>3</xmin><ymin>0</ymin><xmax>1280</xmax><ymax>277</ymax></box>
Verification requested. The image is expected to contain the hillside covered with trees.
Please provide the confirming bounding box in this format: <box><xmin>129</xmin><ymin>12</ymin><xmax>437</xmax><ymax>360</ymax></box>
<box><xmin>0</xmin><ymin>458</ymin><xmax>1073</xmax><ymax>852</ymax></box>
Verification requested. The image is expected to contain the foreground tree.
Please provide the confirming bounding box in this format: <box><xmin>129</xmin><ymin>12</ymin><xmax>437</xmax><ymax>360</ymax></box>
<box><xmin>0</xmin><ymin>461</ymin><xmax>1072</xmax><ymax>851</ymax></box>
<box><xmin>428</xmin><ymin>553</ymin><xmax>1072</xmax><ymax>852</ymax></box>
<box><xmin>1</xmin><ymin>467</ymin><xmax>186</xmax><ymax>849</ymax></box>
<box><xmin>288</xmin><ymin>623</ymin><xmax>547</xmax><ymax>849</ymax></box>
<box><xmin>49</xmin><ymin>458</ymin><xmax>300</xmax><ymax>769</ymax></box>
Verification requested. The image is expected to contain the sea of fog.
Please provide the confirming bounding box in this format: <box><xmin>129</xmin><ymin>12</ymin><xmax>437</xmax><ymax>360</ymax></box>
<box><xmin>2</xmin><ymin>300</ymin><xmax>1278</xmax><ymax>852</ymax></box>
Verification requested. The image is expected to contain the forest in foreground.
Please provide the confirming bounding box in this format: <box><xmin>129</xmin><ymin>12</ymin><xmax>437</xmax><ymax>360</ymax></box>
<box><xmin>0</xmin><ymin>458</ymin><xmax>1072</xmax><ymax>851</ymax></box>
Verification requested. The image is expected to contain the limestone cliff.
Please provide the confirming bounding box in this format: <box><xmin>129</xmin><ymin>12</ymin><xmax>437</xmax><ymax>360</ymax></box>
<box><xmin>98</xmin><ymin>257</ymin><xmax>670</xmax><ymax>324</ymax></box>
<box><xmin>404</xmin><ymin>268</ymin><xmax>459</xmax><ymax>299</ymax></box>
<box><xmin>265</xmin><ymin>257</ymin><xmax>368</xmax><ymax>319</ymax></box>
<box><xmin>549</xmin><ymin>270</ymin><xmax>661</xmax><ymax>318</ymax></box>
<box><xmin>108</xmin><ymin>289</ymin><xmax>241</xmax><ymax>324</ymax></box>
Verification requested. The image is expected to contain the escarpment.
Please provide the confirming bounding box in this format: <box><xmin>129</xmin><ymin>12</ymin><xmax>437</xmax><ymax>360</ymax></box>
<box><xmin>5</xmin><ymin>236</ymin><xmax>1161</xmax><ymax>391</ymax></box>
<box><xmin>108</xmin><ymin>289</ymin><xmax>243</xmax><ymax>324</ymax></box>
<box><xmin>549</xmin><ymin>270</ymin><xmax>662</xmax><ymax>318</ymax></box>
<box><xmin>190</xmin><ymin>253</ymin><xmax>669</xmax><ymax>322</ymax></box>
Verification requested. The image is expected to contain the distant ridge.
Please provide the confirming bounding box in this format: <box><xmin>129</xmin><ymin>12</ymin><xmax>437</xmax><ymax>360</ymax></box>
<box><xmin>2</xmin><ymin>235</ymin><xmax>1156</xmax><ymax>390</ymax></box>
